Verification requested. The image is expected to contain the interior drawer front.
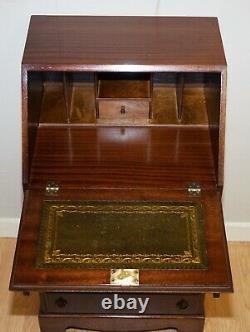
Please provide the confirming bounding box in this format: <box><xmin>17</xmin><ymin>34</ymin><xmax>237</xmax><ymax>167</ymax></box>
<box><xmin>40</xmin><ymin>292</ymin><xmax>204</xmax><ymax>315</ymax></box>
<box><xmin>98</xmin><ymin>100</ymin><xmax>149</xmax><ymax>124</ymax></box>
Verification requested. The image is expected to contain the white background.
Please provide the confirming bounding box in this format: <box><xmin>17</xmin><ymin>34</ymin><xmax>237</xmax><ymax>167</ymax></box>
<box><xmin>0</xmin><ymin>1</ymin><xmax>250</xmax><ymax>238</ymax></box>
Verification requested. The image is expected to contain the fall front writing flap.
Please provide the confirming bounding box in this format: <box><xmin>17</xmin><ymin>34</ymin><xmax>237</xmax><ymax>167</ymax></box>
<box><xmin>10</xmin><ymin>188</ymin><xmax>232</xmax><ymax>292</ymax></box>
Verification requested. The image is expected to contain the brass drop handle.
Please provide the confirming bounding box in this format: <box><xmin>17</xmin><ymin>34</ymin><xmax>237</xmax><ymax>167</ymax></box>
<box><xmin>176</xmin><ymin>299</ymin><xmax>189</xmax><ymax>310</ymax></box>
<box><xmin>55</xmin><ymin>297</ymin><xmax>68</xmax><ymax>308</ymax></box>
<box><xmin>120</xmin><ymin>105</ymin><xmax>126</xmax><ymax>114</ymax></box>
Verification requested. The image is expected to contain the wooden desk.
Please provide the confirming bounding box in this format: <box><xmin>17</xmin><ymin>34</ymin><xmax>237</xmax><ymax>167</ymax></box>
<box><xmin>10</xmin><ymin>16</ymin><xmax>232</xmax><ymax>332</ymax></box>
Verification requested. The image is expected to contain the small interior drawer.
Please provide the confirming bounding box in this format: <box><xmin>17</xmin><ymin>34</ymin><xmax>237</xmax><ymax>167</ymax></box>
<box><xmin>97</xmin><ymin>99</ymin><xmax>150</xmax><ymax>124</ymax></box>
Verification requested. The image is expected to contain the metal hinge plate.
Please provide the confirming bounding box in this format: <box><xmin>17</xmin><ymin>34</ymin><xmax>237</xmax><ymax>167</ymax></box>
<box><xmin>45</xmin><ymin>181</ymin><xmax>60</xmax><ymax>195</ymax></box>
<box><xmin>187</xmin><ymin>182</ymin><xmax>201</xmax><ymax>196</ymax></box>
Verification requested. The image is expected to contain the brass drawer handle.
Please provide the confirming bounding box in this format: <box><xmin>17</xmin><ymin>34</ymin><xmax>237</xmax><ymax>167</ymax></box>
<box><xmin>176</xmin><ymin>299</ymin><xmax>189</xmax><ymax>310</ymax></box>
<box><xmin>120</xmin><ymin>105</ymin><xmax>126</xmax><ymax>114</ymax></box>
<box><xmin>55</xmin><ymin>297</ymin><xmax>68</xmax><ymax>308</ymax></box>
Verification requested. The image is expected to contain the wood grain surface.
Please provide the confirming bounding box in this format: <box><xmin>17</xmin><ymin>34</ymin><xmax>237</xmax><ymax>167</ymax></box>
<box><xmin>29</xmin><ymin>126</ymin><xmax>218</xmax><ymax>190</ymax></box>
<box><xmin>22</xmin><ymin>16</ymin><xmax>226</xmax><ymax>70</ymax></box>
<box><xmin>2</xmin><ymin>240</ymin><xmax>249</xmax><ymax>331</ymax></box>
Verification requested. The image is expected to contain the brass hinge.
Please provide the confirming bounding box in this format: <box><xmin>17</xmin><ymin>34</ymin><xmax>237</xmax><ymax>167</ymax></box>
<box><xmin>45</xmin><ymin>181</ymin><xmax>60</xmax><ymax>195</ymax></box>
<box><xmin>187</xmin><ymin>182</ymin><xmax>201</xmax><ymax>196</ymax></box>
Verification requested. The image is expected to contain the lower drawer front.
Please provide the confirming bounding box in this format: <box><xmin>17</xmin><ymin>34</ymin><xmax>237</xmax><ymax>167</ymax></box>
<box><xmin>40</xmin><ymin>293</ymin><xmax>204</xmax><ymax>316</ymax></box>
<box><xmin>98</xmin><ymin>100</ymin><xmax>150</xmax><ymax>124</ymax></box>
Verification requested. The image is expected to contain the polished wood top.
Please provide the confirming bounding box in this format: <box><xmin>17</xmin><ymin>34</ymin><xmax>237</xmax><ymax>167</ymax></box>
<box><xmin>23</xmin><ymin>16</ymin><xmax>226</xmax><ymax>70</ymax></box>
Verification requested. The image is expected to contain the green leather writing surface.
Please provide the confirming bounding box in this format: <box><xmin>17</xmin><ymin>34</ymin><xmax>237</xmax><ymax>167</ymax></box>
<box><xmin>36</xmin><ymin>201</ymin><xmax>207</xmax><ymax>269</ymax></box>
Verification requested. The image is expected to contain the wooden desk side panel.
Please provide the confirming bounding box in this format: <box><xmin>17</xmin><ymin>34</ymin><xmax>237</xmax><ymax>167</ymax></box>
<box><xmin>218</xmin><ymin>69</ymin><xmax>227</xmax><ymax>187</ymax></box>
<box><xmin>22</xmin><ymin>67</ymin><xmax>28</xmax><ymax>186</ymax></box>
<box><xmin>22</xmin><ymin>67</ymin><xmax>44</xmax><ymax>187</ymax></box>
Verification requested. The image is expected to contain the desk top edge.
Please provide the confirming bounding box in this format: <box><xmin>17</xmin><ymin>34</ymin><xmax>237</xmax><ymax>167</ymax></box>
<box><xmin>22</xmin><ymin>16</ymin><xmax>226</xmax><ymax>67</ymax></box>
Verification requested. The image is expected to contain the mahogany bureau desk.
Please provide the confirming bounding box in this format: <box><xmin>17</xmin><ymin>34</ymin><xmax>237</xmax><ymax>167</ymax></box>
<box><xmin>10</xmin><ymin>16</ymin><xmax>233</xmax><ymax>332</ymax></box>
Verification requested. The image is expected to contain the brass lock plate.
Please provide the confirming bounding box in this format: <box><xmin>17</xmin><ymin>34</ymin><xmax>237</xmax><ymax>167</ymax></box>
<box><xmin>110</xmin><ymin>269</ymin><xmax>139</xmax><ymax>286</ymax></box>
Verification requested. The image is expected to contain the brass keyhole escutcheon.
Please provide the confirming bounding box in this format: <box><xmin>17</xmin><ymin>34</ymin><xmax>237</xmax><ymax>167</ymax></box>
<box><xmin>120</xmin><ymin>105</ymin><xmax>126</xmax><ymax>114</ymax></box>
